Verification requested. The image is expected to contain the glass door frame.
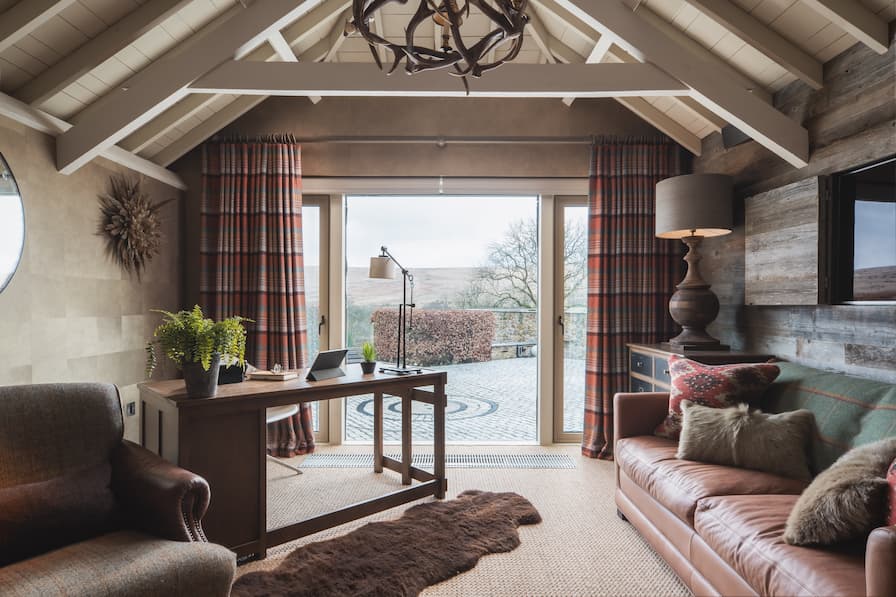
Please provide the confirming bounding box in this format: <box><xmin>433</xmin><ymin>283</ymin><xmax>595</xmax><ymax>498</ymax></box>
<box><xmin>304</xmin><ymin>195</ymin><xmax>331</xmax><ymax>442</ymax></box>
<box><xmin>553</xmin><ymin>195</ymin><xmax>587</xmax><ymax>444</ymax></box>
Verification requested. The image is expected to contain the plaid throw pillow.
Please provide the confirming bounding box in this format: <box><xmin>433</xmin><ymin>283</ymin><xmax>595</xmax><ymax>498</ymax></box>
<box><xmin>654</xmin><ymin>356</ymin><xmax>780</xmax><ymax>440</ymax></box>
<box><xmin>888</xmin><ymin>459</ymin><xmax>896</xmax><ymax>526</ymax></box>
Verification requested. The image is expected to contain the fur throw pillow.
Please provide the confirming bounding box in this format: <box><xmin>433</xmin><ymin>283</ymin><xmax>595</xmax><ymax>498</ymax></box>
<box><xmin>784</xmin><ymin>437</ymin><xmax>896</xmax><ymax>546</ymax></box>
<box><xmin>654</xmin><ymin>356</ymin><xmax>780</xmax><ymax>440</ymax></box>
<box><xmin>677</xmin><ymin>401</ymin><xmax>815</xmax><ymax>481</ymax></box>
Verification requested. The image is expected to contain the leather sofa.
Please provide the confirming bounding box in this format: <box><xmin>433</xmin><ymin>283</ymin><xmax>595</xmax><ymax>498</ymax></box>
<box><xmin>614</xmin><ymin>362</ymin><xmax>896</xmax><ymax>597</ymax></box>
<box><xmin>0</xmin><ymin>383</ymin><xmax>236</xmax><ymax>596</ymax></box>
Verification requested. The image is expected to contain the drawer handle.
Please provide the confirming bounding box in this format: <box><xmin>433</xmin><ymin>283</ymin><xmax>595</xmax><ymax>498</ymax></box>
<box><xmin>635</xmin><ymin>359</ymin><xmax>644</xmax><ymax>368</ymax></box>
<box><xmin>663</xmin><ymin>369</ymin><xmax>670</xmax><ymax>375</ymax></box>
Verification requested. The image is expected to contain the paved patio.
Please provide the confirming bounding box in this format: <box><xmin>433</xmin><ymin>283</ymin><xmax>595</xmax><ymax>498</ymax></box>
<box><xmin>344</xmin><ymin>358</ymin><xmax>585</xmax><ymax>443</ymax></box>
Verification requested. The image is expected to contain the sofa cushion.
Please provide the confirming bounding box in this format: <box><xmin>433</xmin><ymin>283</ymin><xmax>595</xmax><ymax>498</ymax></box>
<box><xmin>0</xmin><ymin>462</ymin><xmax>119</xmax><ymax>566</ymax></box>
<box><xmin>0</xmin><ymin>531</ymin><xmax>235</xmax><ymax>597</ymax></box>
<box><xmin>761</xmin><ymin>362</ymin><xmax>896</xmax><ymax>473</ymax></box>
<box><xmin>655</xmin><ymin>357</ymin><xmax>780</xmax><ymax>440</ymax></box>
<box><xmin>695</xmin><ymin>494</ymin><xmax>865</xmax><ymax>597</ymax></box>
<box><xmin>617</xmin><ymin>436</ymin><xmax>807</xmax><ymax>526</ymax></box>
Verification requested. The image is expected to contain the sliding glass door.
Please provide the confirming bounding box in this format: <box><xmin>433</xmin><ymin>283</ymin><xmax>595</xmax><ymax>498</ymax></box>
<box><xmin>303</xmin><ymin>196</ymin><xmax>329</xmax><ymax>441</ymax></box>
<box><xmin>343</xmin><ymin>195</ymin><xmax>540</xmax><ymax>443</ymax></box>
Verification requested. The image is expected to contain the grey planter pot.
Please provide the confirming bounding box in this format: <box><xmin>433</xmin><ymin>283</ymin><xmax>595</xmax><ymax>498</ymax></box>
<box><xmin>360</xmin><ymin>361</ymin><xmax>377</xmax><ymax>374</ymax></box>
<box><xmin>182</xmin><ymin>354</ymin><xmax>221</xmax><ymax>398</ymax></box>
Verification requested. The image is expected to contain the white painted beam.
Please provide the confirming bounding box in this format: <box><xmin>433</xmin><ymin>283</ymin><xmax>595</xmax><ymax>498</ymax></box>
<box><xmin>0</xmin><ymin>0</ymin><xmax>77</xmax><ymax>54</ymax></box>
<box><xmin>119</xmin><ymin>95</ymin><xmax>216</xmax><ymax>154</ymax></box>
<box><xmin>0</xmin><ymin>91</ymin><xmax>185</xmax><ymax>189</ymax></box>
<box><xmin>684</xmin><ymin>0</ymin><xmax>823</xmax><ymax>89</ymax></box>
<box><xmin>535</xmin><ymin>0</ymin><xmax>771</xmax><ymax>104</ymax></box>
<box><xmin>325</xmin><ymin>9</ymin><xmax>352</xmax><ymax>62</ymax></box>
<box><xmin>267</xmin><ymin>31</ymin><xmax>299</xmax><ymax>62</ymax></box>
<box><xmin>189</xmin><ymin>62</ymin><xmax>690</xmax><ymax>97</ymax></box>
<box><xmin>15</xmin><ymin>0</ymin><xmax>192</xmax><ymax>106</ymax></box>
<box><xmin>56</xmin><ymin>0</ymin><xmax>316</xmax><ymax>175</ymax></box>
<box><xmin>562</xmin><ymin>35</ymin><xmax>613</xmax><ymax>106</ymax></box>
<box><xmin>800</xmin><ymin>0</ymin><xmax>889</xmax><ymax>54</ymax></box>
<box><xmin>526</xmin><ymin>6</ymin><xmax>558</xmax><ymax>62</ymax></box>
<box><xmin>557</xmin><ymin>0</ymin><xmax>808</xmax><ymax>166</ymax></box>
<box><xmin>280</xmin><ymin>0</ymin><xmax>351</xmax><ymax>47</ymax></box>
<box><xmin>151</xmin><ymin>96</ymin><xmax>267</xmax><ymax>167</ymax></box>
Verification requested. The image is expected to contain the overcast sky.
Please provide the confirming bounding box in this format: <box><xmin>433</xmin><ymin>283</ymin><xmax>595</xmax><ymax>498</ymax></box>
<box><xmin>342</xmin><ymin>195</ymin><xmax>538</xmax><ymax>268</ymax></box>
<box><xmin>855</xmin><ymin>200</ymin><xmax>896</xmax><ymax>269</ymax></box>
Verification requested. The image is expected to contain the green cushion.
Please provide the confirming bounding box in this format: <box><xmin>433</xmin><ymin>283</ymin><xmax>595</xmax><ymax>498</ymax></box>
<box><xmin>762</xmin><ymin>362</ymin><xmax>896</xmax><ymax>474</ymax></box>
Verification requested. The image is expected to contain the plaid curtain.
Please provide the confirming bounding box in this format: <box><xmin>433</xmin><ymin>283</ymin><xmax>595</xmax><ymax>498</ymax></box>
<box><xmin>201</xmin><ymin>140</ymin><xmax>314</xmax><ymax>457</ymax></box>
<box><xmin>581</xmin><ymin>138</ymin><xmax>686</xmax><ymax>459</ymax></box>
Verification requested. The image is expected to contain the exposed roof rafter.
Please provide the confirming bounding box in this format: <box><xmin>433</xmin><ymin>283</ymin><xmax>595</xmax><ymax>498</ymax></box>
<box><xmin>555</xmin><ymin>0</ymin><xmax>808</xmax><ymax>167</ymax></box>
<box><xmin>800</xmin><ymin>0</ymin><xmax>889</xmax><ymax>54</ymax></box>
<box><xmin>683</xmin><ymin>0</ymin><xmax>824</xmax><ymax>89</ymax></box>
<box><xmin>56</xmin><ymin>0</ymin><xmax>317</xmax><ymax>175</ymax></box>
<box><xmin>0</xmin><ymin>0</ymin><xmax>77</xmax><ymax>54</ymax></box>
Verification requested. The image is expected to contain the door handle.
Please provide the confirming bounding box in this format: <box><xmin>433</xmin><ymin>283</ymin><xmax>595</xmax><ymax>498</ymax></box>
<box><xmin>318</xmin><ymin>315</ymin><xmax>326</xmax><ymax>336</ymax></box>
<box><xmin>557</xmin><ymin>315</ymin><xmax>565</xmax><ymax>336</ymax></box>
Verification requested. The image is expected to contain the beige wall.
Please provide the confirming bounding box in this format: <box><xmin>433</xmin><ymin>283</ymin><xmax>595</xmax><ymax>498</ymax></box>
<box><xmin>0</xmin><ymin>116</ymin><xmax>182</xmax><ymax>440</ymax></box>
<box><xmin>695</xmin><ymin>33</ymin><xmax>896</xmax><ymax>383</ymax></box>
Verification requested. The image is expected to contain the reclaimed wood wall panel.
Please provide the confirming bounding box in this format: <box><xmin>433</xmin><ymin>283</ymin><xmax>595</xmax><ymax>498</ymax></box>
<box><xmin>744</xmin><ymin>177</ymin><xmax>822</xmax><ymax>306</ymax></box>
<box><xmin>696</xmin><ymin>28</ymin><xmax>896</xmax><ymax>383</ymax></box>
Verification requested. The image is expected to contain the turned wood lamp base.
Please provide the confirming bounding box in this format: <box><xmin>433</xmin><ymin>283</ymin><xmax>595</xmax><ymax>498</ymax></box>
<box><xmin>667</xmin><ymin>235</ymin><xmax>728</xmax><ymax>351</ymax></box>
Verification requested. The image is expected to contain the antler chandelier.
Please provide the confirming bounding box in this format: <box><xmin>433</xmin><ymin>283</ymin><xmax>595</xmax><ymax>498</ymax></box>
<box><xmin>349</xmin><ymin>1</ymin><xmax>529</xmax><ymax>93</ymax></box>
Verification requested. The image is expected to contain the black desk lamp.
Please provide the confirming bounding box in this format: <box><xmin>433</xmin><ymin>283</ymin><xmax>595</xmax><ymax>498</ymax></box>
<box><xmin>369</xmin><ymin>246</ymin><xmax>422</xmax><ymax>375</ymax></box>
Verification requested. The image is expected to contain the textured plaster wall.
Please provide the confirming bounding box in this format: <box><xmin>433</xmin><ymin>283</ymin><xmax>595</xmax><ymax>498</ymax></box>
<box><xmin>0</xmin><ymin>116</ymin><xmax>182</xmax><ymax>441</ymax></box>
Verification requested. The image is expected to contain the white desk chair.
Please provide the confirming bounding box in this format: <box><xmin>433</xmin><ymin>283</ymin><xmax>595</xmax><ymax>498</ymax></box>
<box><xmin>266</xmin><ymin>404</ymin><xmax>303</xmax><ymax>475</ymax></box>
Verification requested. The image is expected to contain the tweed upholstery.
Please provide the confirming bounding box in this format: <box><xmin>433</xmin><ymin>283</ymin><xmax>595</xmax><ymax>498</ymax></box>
<box><xmin>762</xmin><ymin>363</ymin><xmax>896</xmax><ymax>474</ymax></box>
<box><xmin>0</xmin><ymin>531</ymin><xmax>235</xmax><ymax>597</ymax></box>
<box><xmin>0</xmin><ymin>383</ymin><xmax>123</xmax><ymax>487</ymax></box>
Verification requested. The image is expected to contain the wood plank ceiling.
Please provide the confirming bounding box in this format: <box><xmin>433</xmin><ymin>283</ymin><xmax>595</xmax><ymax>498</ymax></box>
<box><xmin>0</xmin><ymin>0</ymin><xmax>892</xmax><ymax>187</ymax></box>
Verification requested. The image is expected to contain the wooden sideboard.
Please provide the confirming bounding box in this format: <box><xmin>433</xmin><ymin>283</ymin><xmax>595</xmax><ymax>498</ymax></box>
<box><xmin>628</xmin><ymin>343</ymin><xmax>775</xmax><ymax>393</ymax></box>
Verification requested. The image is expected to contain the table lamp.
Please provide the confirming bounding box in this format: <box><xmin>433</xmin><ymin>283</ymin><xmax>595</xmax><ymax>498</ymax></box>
<box><xmin>369</xmin><ymin>246</ymin><xmax>422</xmax><ymax>375</ymax></box>
<box><xmin>655</xmin><ymin>174</ymin><xmax>733</xmax><ymax>350</ymax></box>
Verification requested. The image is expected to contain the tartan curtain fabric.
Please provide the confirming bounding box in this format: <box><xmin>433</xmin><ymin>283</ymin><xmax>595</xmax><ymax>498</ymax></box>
<box><xmin>201</xmin><ymin>141</ymin><xmax>314</xmax><ymax>457</ymax></box>
<box><xmin>581</xmin><ymin>138</ymin><xmax>686</xmax><ymax>459</ymax></box>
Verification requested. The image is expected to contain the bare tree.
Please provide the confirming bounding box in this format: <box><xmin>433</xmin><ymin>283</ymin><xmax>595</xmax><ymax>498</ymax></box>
<box><xmin>459</xmin><ymin>218</ymin><xmax>587</xmax><ymax>309</ymax></box>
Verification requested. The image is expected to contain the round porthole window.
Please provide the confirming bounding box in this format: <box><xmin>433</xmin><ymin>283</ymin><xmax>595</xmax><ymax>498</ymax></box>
<box><xmin>0</xmin><ymin>153</ymin><xmax>25</xmax><ymax>293</ymax></box>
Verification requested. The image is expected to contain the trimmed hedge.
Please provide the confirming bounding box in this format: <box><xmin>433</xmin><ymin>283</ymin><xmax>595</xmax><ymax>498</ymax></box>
<box><xmin>372</xmin><ymin>309</ymin><xmax>496</xmax><ymax>366</ymax></box>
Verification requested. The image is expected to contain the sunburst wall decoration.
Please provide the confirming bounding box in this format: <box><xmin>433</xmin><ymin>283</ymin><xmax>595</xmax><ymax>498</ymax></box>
<box><xmin>97</xmin><ymin>174</ymin><xmax>174</xmax><ymax>279</ymax></box>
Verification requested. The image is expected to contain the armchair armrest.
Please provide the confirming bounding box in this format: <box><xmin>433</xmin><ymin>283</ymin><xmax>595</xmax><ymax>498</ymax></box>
<box><xmin>613</xmin><ymin>392</ymin><xmax>670</xmax><ymax>445</ymax></box>
<box><xmin>867</xmin><ymin>525</ymin><xmax>896</xmax><ymax>597</ymax></box>
<box><xmin>111</xmin><ymin>440</ymin><xmax>210</xmax><ymax>543</ymax></box>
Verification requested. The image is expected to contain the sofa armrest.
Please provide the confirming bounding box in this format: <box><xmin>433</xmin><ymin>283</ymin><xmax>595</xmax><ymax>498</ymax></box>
<box><xmin>613</xmin><ymin>392</ymin><xmax>670</xmax><ymax>444</ymax></box>
<box><xmin>867</xmin><ymin>525</ymin><xmax>896</xmax><ymax>597</ymax></box>
<box><xmin>111</xmin><ymin>440</ymin><xmax>210</xmax><ymax>543</ymax></box>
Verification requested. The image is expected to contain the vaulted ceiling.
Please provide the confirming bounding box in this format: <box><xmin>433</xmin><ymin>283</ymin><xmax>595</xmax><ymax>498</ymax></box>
<box><xmin>0</xmin><ymin>0</ymin><xmax>892</xmax><ymax>190</ymax></box>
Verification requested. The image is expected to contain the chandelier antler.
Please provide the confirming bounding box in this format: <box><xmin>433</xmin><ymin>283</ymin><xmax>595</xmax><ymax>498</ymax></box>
<box><xmin>349</xmin><ymin>0</ymin><xmax>529</xmax><ymax>93</ymax></box>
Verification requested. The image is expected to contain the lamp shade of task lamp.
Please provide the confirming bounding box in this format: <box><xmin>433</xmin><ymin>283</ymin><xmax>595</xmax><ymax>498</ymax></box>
<box><xmin>655</xmin><ymin>173</ymin><xmax>733</xmax><ymax>350</ymax></box>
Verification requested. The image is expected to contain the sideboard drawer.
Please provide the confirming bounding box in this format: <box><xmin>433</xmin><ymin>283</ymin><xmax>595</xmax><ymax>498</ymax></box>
<box><xmin>654</xmin><ymin>356</ymin><xmax>671</xmax><ymax>385</ymax></box>
<box><xmin>630</xmin><ymin>352</ymin><xmax>652</xmax><ymax>377</ymax></box>
<box><xmin>630</xmin><ymin>377</ymin><xmax>653</xmax><ymax>393</ymax></box>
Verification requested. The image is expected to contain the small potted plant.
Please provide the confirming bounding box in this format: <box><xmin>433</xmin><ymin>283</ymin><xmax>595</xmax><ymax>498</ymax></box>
<box><xmin>360</xmin><ymin>341</ymin><xmax>377</xmax><ymax>374</ymax></box>
<box><xmin>145</xmin><ymin>305</ymin><xmax>250</xmax><ymax>398</ymax></box>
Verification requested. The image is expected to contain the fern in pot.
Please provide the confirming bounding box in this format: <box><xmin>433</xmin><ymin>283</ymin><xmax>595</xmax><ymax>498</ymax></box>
<box><xmin>146</xmin><ymin>305</ymin><xmax>250</xmax><ymax>398</ymax></box>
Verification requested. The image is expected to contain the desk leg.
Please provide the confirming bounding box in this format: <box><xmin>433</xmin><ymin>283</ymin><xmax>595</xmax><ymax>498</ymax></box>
<box><xmin>401</xmin><ymin>392</ymin><xmax>412</xmax><ymax>485</ymax></box>
<box><xmin>434</xmin><ymin>379</ymin><xmax>446</xmax><ymax>499</ymax></box>
<box><xmin>373</xmin><ymin>391</ymin><xmax>383</xmax><ymax>473</ymax></box>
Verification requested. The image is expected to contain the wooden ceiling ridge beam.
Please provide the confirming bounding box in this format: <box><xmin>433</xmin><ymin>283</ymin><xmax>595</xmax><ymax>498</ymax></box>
<box><xmin>0</xmin><ymin>90</ymin><xmax>185</xmax><ymax>189</ymax></box>
<box><xmin>189</xmin><ymin>61</ymin><xmax>690</xmax><ymax>97</ymax></box>
<box><xmin>0</xmin><ymin>0</ymin><xmax>77</xmax><ymax>54</ymax></box>
<box><xmin>15</xmin><ymin>0</ymin><xmax>193</xmax><ymax>106</ymax></box>
<box><xmin>534</xmin><ymin>0</ymin><xmax>771</xmax><ymax>104</ymax></box>
<box><xmin>555</xmin><ymin>0</ymin><xmax>808</xmax><ymax>167</ymax></box>
<box><xmin>683</xmin><ymin>0</ymin><xmax>823</xmax><ymax>89</ymax></box>
<box><xmin>800</xmin><ymin>0</ymin><xmax>889</xmax><ymax>54</ymax></box>
<box><xmin>56</xmin><ymin>0</ymin><xmax>317</xmax><ymax>176</ymax></box>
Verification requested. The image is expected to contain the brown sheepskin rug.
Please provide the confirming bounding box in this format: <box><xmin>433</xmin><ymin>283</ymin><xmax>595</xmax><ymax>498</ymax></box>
<box><xmin>232</xmin><ymin>490</ymin><xmax>541</xmax><ymax>597</ymax></box>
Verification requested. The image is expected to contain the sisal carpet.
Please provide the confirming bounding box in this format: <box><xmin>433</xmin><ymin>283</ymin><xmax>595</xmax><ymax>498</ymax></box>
<box><xmin>234</xmin><ymin>490</ymin><xmax>541</xmax><ymax>596</ymax></box>
<box><xmin>246</xmin><ymin>445</ymin><xmax>688</xmax><ymax>597</ymax></box>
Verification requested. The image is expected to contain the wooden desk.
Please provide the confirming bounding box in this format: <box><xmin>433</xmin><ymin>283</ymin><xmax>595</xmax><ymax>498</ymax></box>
<box><xmin>138</xmin><ymin>365</ymin><xmax>447</xmax><ymax>560</ymax></box>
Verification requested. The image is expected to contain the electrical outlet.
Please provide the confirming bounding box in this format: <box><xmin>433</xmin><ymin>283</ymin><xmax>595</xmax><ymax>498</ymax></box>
<box><xmin>126</xmin><ymin>401</ymin><xmax>136</xmax><ymax>416</ymax></box>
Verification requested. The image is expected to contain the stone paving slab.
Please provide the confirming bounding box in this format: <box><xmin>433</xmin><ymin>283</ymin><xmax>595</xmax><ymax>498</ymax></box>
<box><xmin>344</xmin><ymin>358</ymin><xmax>586</xmax><ymax>442</ymax></box>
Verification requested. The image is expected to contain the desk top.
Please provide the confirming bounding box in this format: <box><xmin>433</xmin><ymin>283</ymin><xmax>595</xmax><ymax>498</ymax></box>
<box><xmin>139</xmin><ymin>363</ymin><xmax>446</xmax><ymax>409</ymax></box>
